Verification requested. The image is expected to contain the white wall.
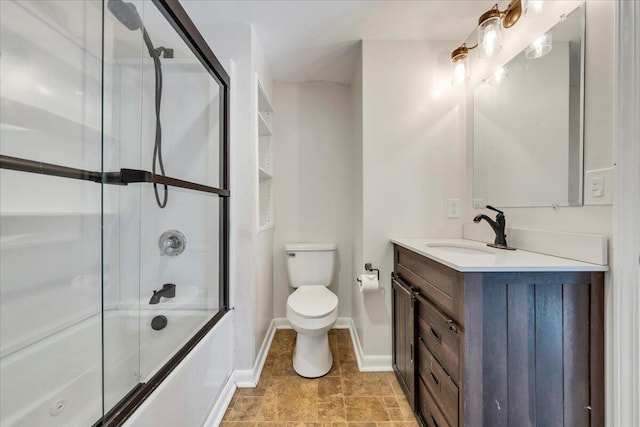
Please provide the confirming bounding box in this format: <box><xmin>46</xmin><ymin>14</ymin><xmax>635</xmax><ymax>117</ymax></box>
<box><xmin>251</xmin><ymin>29</ymin><xmax>275</xmax><ymax>356</ymax></box>
<box><xmin>272</xmin><ymin>82</ymin><xmax>353</xmax><ymax>318</ymax></box>
<box><xmin>351</xmin><ymin>44</ymin><xmax>365</xmax><ymax>343</ymax></box>
<box><xmin>352</xmin><ymin>40</ymin><xmax>466</xmax><ymax>360</ymax></box>
<box><xmin>185</xmin><ymin>18</ymin><xmax>274</xmax><ymax>373</ymax></box>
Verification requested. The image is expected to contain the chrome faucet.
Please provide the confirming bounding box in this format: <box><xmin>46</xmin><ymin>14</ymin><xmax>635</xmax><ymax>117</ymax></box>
<box><xmin>160</xmin><ymin>235</ymin><xmax>180</xmax><ymax>256</ymax></box>
<box><xmin>149</xmin><ymin>283</ymin><xmax>176</xmax><ymax>304</ymax></box>
<box><xmin>158</xmin><ymin>230</ymin><xmax>186</xmax><ymax>256</ymax></box>
<box><xmin>473</xmin><ymin>205</ymin><xmax>515</xmax><ymax>250</ymax></box>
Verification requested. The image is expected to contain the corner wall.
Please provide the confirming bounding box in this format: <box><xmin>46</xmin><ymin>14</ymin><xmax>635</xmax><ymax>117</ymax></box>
<box><xmin>353</xmin><ymin>40</ymin><xmax>466</xmax><ymax>361</ymax></box>
<box><xmin>272</xmin><ymin>82</ymin><xmax>353</xmax><ymax>319</ymax></box>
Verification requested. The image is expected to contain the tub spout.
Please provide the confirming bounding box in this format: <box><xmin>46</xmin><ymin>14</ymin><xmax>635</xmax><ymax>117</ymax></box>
<box><xmin>149</xmin><ymin>283</ymin><xmax>176</xmax><ymax>304</ymax></box>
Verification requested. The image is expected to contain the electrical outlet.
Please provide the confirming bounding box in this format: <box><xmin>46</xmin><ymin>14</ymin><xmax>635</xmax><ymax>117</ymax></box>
<box><xmin>473</xmin><ymin>199</ymin><xmax>484</xmax><ymax>209</ymax></box>
<box><xmin>447</xmin><ymin>199</ymin><xmax>460</xmax><ymax>218</ymax></box>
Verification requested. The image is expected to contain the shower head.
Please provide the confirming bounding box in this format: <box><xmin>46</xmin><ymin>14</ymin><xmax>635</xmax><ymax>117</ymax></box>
<box><xmin>108</xmin><ymin>0</ymin><xmax>143</xmax><ymax>31</ymax></box>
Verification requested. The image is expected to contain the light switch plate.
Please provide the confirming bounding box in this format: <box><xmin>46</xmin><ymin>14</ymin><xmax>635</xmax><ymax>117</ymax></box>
<box><xmin>584</xmin><ymin>168</ymin><xmax>613</xmax><ymax>205</ymax></box>
<box><xmin>447</xmin><ymin>199</ymin><xmax>460</xmax><ymax>218</ymax></box>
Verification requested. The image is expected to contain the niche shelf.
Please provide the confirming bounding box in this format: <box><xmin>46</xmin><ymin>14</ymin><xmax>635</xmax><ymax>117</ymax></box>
<box><xmin>257</xmin><ymin>77</ymin><xmax>274</xmax><ymax>232</ymax></box>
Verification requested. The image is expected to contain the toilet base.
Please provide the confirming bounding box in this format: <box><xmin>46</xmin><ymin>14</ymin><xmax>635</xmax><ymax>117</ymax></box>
<box><xmin>292</xmin><ymin>332</ymin><xmax>333</xmax><ymax>378</ymax></box>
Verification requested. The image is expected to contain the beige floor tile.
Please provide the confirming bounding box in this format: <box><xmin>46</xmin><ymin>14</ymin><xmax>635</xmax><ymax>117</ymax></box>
<box><xmin>382</xmin><ymin>397</ymin><xmax>399</xmax><ymax>408</ymax></box>
<box><xmin>344</xmin><ymin>397</ymin><xmax>390</xmax><ymax>422</ymax></box>
<box><xmin>375</xmin><ymin>423</ymin><xmax>419</xmax><ymax>427</ymax></box>
<box><xmin>221</xmin><ymin>422</ymin><xmax>257</xmax><ymax>427</ymax></box>
<box><xmin>222</xmin><ymin>329</ymin><xmax>417</xmax><ymax>425</ymax></box>
<box><xmin>342</xmin><ymin>373</ymin><xmax>394</xmax><ymax>397</ymax></box>
<box><xmin>318</xmin><ymin>376</ymin><xmax>343</xmax><ymax>399</ymax></box>
<box><xmin>285</xmin><ymin>423</ymin><xmax>328</xmax><ymax>427</ymax></box>
<box><xmin>318</xmin><ymin>396</ymin><xmax>347</xmax><ymax>421</ymax></box>
<box><xmin>337</xmin><ymin>345</ymin><xmax>356</xmax><ymax>362</ymax></box>
<box><xmin>260</xmin><ymin>376</ymin><xmax>318</xmax><ymax>421</ymax></box>
<box><xmin>225</xmin><ymin>396</ymin><xmax>264</xmax><ymax>421</ymax></box>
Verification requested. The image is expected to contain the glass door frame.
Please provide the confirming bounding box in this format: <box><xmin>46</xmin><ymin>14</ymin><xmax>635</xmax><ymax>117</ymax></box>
<box><xmin>96</xmin><ymin>0</ymin><xmax>230</xmax><ymax>425</ymax></box>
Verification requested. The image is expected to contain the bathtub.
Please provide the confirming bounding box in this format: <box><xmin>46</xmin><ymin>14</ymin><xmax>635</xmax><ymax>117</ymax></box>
<box><xmin>0</xmin><ymin>309</ymin><xmax>212</xmax><ymax>427</ymax></box>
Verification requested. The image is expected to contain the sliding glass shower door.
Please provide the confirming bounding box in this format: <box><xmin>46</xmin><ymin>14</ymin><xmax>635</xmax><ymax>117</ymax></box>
<box><xmin>0</xmin><ymin>0</ymin><xmax>229</xmax><ymax>425</ymax></box>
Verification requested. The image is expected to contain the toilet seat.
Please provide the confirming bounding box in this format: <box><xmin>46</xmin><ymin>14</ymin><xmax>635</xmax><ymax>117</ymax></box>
<box><xmin>287</xmin><ymin>286</ymin><xmax>338</xmax><ymax>319</ymax></box>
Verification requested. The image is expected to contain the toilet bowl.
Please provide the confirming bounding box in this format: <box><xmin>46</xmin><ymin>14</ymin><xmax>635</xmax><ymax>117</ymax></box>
<box><xmin>284</xmin><ymin>243</ymin><xmax>338</xmax><ymax>378</ymax></box>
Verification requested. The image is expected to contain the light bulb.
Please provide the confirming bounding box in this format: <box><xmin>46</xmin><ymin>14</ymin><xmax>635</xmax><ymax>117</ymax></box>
<box><xmin>478</xmin><ymin>16</ymin><xmax>502</xmax><ymax>58</ymax></box>
<box><xmin>523</xmin><ymin>0</ymin><xmax>545</xmax><ymax>16</ymax></box>
<box><xmin>451</xmin><ymin>57</ymin><xmax>469</xmax><ymax>86</ymax></box>
<box><xmin>525</xmin><ymin>30</ymin><xmax>553</xmax><ymax>59</ymax></box>
<box><xmin>488</xmin><ymin>67</ymin><xmax>507</xmax><ymax>86</ymax></box>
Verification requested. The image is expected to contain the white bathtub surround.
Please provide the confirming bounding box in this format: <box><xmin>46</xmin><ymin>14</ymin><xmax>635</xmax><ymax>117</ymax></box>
<box><xmin>0</xmin><ymin>309</ymin><xmax>213</xmax><ymax>427</ymax></box>
<box><xmin>123</xmin><ymin>313</ymin><xmax>233</xmax><ymax>427</ymax></box>
<box><xmin>462</xmin><ymin>223</ymin><xmax>609</xmax><ymax>265</ymax></box>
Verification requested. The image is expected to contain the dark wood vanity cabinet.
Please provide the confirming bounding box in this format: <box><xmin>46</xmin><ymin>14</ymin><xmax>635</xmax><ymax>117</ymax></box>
<box><xmin>392</xmin><ymin>276</ymin><xmax>416</xmax><ymax>409</ymax></box>
<box><xmin>392</xmin><ymin>244</ymin><xmax>605</xmax><ymax>427</ymax></box>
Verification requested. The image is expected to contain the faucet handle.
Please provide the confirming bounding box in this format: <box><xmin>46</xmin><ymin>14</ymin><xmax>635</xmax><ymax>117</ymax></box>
<box><xmin>485</xmin><ymin>205</ymin><xmax>504</xmax><ymax>215</ymax></box>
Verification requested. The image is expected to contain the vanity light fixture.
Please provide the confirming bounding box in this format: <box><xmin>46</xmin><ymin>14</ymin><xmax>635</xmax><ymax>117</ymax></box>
<box><xmin>450</xmin><ymin>0</ymin><xmax>525</xmax><ymax>84</ymax></box>
<box><xmin>477</xmin><ymin>0</ymin><xmax>523</xmax><ymax>58</ymax></box>
<box><xmin>451</xmin><ymin>43</ymin><xmax>472</xmax><ymax>86</ymax></box>
<box><xmin>525</xmin><ymin>30</ymin><xmax>553</xmax><ymax>59</ymax></box>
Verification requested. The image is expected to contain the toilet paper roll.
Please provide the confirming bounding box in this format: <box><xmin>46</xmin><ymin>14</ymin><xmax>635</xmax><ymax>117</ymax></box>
<box><xmin>358</xmin><ymin>273</ymin><xmax>379</xmax><ymax>293</ymax></box>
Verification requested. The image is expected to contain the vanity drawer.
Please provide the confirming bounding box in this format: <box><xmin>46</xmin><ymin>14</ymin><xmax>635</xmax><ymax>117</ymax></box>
<box><xmin>418</xmin><ymin>376</ymin><xmax>451</xmax><ymax>427</ymax></box>
<box><xmin>418</xmin><ymin>337</ymin><xmax>459</xmax><ymax>427</ymax></box>
<box><xmin>395</xmin><ymin>246</ymin><xmax>463</xmax><ymax>324</ymax></box>
<box><xmin>416</xmin><ymin>294</ymin><xmax>461</xmax><ymax>383</ymax></box>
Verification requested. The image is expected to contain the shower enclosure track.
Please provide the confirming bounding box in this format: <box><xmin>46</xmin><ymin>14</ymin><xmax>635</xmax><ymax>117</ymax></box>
<box><xmin>0</xmin><ymin>154</ymin><xmax>229</xmax><ymax>197</ymax></box>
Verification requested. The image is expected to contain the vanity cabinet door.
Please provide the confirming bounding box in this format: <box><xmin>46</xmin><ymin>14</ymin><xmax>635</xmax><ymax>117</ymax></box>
<box><xmin>392</xmin><ymin>275</ymin><xmax>416</xmax><ymax>408</ymax></box>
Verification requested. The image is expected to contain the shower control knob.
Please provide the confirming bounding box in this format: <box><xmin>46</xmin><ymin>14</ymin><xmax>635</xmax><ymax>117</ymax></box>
<box><xmin>159</xmin><ymin>230</ymin><xmax>186</xmax><ymax>256</ymax></box>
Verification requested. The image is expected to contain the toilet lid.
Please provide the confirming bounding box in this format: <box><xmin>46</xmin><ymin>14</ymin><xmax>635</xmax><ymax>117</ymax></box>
<box><xmin>287</xmin><ymin>286</ymin><xmax>338</xmax><ymax>318</ymax></box>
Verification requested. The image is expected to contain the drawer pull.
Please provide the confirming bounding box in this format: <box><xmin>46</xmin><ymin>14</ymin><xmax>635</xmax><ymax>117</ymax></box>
<box><xmin>445</xmin><ymin>319</ymin><xmax>458</xmax><ymax>333</ymax></box>
<box><xmin>430</xmin><ymin>370</ymin><xmax>440</xmax><ymax>386</ymax></box>
<box><xmin>410</xmin><ymin>342</ymin><xmax>414</xmax><ymax>364</ymax></box>
<box><xmin>430</xmin><ymin>414</ymin><xmax>440</xmax><ymax>427</ymax></box>
<box><xmin>430</xmin><ymin>327</ymin><xmax>442</xmax><ymax>342</ymax></box>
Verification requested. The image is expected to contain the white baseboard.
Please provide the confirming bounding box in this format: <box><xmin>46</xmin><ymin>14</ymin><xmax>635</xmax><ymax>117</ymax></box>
<box><xmin>273</xmin><ymin>317</ymin><xmax>352</xmax><ymax>329</ymax></box>
<box><xmin>202</xmin><ymin>373</ymin><xmax>237</xmax><ymax>427</ymax></box>
<box><xmin>346</xmin><ymin>318</ymin><xmax>393</xmax><ymax>372</ymax></box>
<box><xmin>235</xmin><ymin>319</ymin><xmax>277</xmax><ymax>387</ymax></box>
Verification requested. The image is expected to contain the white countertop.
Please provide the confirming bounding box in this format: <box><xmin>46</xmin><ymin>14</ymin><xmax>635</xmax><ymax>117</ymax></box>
<box><xmin>391</xmin><ymin>238</ymin><xmax>609</xmax><ymax>272</ymax></box>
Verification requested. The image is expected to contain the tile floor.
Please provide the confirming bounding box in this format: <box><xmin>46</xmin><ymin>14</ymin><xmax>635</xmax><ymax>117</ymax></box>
<box><xmin>221</xmin><ymin>329</ymin><xmax>419</xmax><ymax>427</ymax></box>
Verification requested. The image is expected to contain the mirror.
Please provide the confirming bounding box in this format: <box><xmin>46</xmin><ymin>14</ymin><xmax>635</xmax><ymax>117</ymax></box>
<box><xmin>473</xmin><ymin>5</ymin><xmax>585</xmax><ymax>208</ymax></box>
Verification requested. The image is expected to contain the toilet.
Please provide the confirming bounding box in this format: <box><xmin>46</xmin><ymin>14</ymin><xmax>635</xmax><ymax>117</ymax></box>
<box><xmin>285</xmin><ymin>243</ymin><xmax>338</xmax><ymax>378</ymax></box>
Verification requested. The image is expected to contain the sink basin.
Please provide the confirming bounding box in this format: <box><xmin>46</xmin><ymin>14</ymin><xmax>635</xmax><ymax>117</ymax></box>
<box><xmin>425</xmin><ymin>243</ymin><xmax>494</xmax><ymax>255</ymax></box>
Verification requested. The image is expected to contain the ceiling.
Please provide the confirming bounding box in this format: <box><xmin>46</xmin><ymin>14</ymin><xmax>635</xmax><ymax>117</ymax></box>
<box><xmin>181</xmin><ymin>1</ymin><xmax>500</xmax><ymax>84</ymax></box>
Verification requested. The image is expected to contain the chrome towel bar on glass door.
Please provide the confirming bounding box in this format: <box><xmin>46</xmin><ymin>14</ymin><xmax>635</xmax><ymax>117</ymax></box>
<box><xmin>0</xmin><ymin>154</ymin><xmax>229</xmax><ymax>197</ymax></box>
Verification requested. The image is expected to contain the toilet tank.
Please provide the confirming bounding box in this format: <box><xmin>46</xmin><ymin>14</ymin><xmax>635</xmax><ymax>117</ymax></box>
<box><xmin>284</xmin><ymin>243</ymin><xmax>336</xmax><ymax>288</ymax></box>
